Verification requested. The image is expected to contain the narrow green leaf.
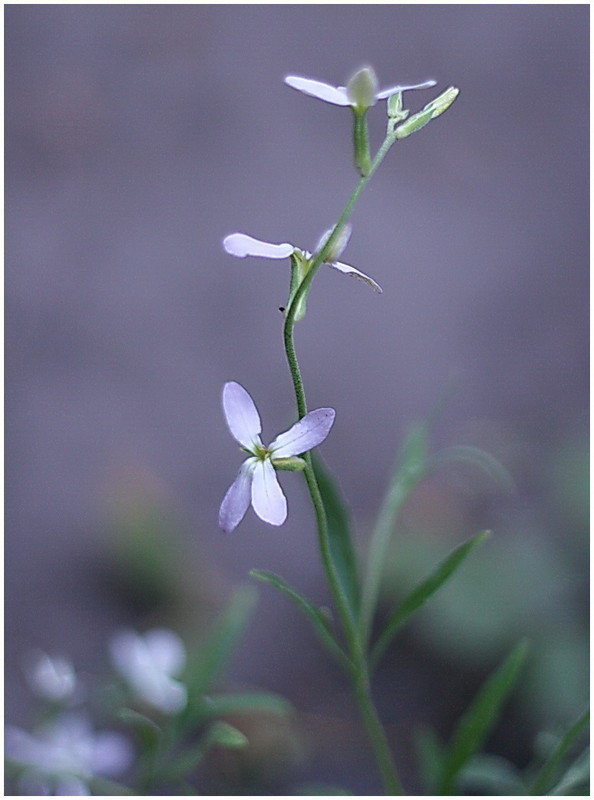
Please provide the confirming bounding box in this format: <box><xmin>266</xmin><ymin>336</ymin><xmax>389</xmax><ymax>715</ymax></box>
<box><xmin>250</xmin><ymin>569</ymin><xmax>352</xmax><ymax>673</ymax></box>
<box><xmin>179</xmin><ymin>586</ymin><xmax>257</xmax><ymax>728</ymax></box>
<box><xmin>370</xmin><ymin>530</ymin><xmax>491</xmax><ymax>669</ymax></box>
<box><xmin>430</xmin><ymin>445</ymin><xmax>515</xmax><ymax>493</ymax></box>
<box><xmin>205</xmin><ymin>720</ymin><xmax>249</xmax><ymax>749</ymax></box>
<box><xmin>415</xmin><ymin>726</ymin><xmax>446</xmax><ymax>794</ymax></box>
<box><xmin>360</xmin><ymin>423</ymin><xmax>429</xmax><ymax>639</ymax></box>
<box><xmin>457</xmin><ymin>754</ymin><xmax>526</xmax><ymax>795</ymax></box>
<box><xmin>117</xmin><ymin>707</ymin><xmax>161</xmax><ymax>754</ymax></box>
<box><xmin>311</xmin><ymin>452</ymin><xmax>360</xmax><ymax>618</ymax></box>
<box><xmin>528</xmin><ymin>710</ymin><xmax>589</xmax><ymax>795</ymax></box>
<box><xmin>549</xmin><ymin>747</ymin><xmax>590</xmax><ymax>795</ymax></box>
<box><xmin>200</xmin><ymin>691</ymin><xmax>292</xmax><ymax>719</ymax></box>
<box><xmin>438</xmin><ymin>640</ymin><xmax>529</xmax><ymax>795</ymax></box>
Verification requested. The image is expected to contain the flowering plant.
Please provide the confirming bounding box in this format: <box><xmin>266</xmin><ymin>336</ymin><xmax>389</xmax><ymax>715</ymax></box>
<box><xmin>216</xmin><ymin>65</ymin><xmax>589</xmax><ymax>795</ymax></box>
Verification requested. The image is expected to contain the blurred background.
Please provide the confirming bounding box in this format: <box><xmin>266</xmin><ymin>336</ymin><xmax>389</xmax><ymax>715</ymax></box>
<box><xmin>5</xmin><ymin>5</ymin><xmax>588</xmax><ymax>794</ymax></box>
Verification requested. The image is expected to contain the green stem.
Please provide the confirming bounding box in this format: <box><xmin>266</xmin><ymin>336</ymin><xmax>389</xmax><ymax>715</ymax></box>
<box><xmin>352</xmin><ymin>665</ymin><xmax>403</xmax><ymax>795</ymax></box>
<box><xmin>281</xmin><ymin>127</ymin><xmax>404</xmax><ymax>795</ymax></box>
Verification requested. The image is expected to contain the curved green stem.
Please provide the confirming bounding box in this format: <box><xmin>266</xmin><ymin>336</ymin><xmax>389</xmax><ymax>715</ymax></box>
<box><xmin>281</xmin><ymin>127</ymin><xmax>404</xmax><ymax>795</ymax></box>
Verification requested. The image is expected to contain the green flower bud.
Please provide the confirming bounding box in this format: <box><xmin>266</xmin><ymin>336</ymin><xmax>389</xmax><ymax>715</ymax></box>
<box><xmin>271</xmin><ymin>456</ymin><xmax>307</xmax><ymax>471</ymax></box>
<box><xmin>387</xmin><ymin>91</ymin><xmax>409</xmax><ymax>123</ymax></box>
<box><xmin>394</xmin><ymin>86</ymin><xmax>459</xmax><ymax>139</ymax></box>
<box><xmin>346</xmin><ymin>66</ymin><xmax>379</xmax><ymax>110</ymax></box>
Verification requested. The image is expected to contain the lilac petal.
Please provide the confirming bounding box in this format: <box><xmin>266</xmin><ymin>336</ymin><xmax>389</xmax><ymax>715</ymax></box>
<box><xmin>219</xmin><ymin>459</ymin><xmax>256</xmax><ymax>533</ymax></box>
<box><xmin>251</xmin><ymin>459</ymin><xmax>287</xmax><ymax>526</ymax></box>
<box><xmin>223</xmin><ymin>233</ymin><xmax>294</xmax><ymax>259</ymax></box>
<box><xmin>329</xmin><ymin>260</ymin><xmax>383</xmax><ymax>293</ymax></box>
<box><xmin>284</xmin><ymin>75</ymin><xmax>350</xmax><ymax>106</ymax></box>
<box><xmin>144</xmin><ymin>629</ymin><xmax>186</xmax><ymax>675</ymax></box>
<box><xmin>376</xmin><ymin>79</ymin><xmax>437</xmax><ymax>99</ymax></box>
<box><xmin>270</xmin><ymin>408</ymin><xmax>335</xmax><ymax>458</ymax></box>
<box><xmin>315</xmin><ymin>223</ymin><xmax>352</xmax><ymax>263</ymax></box>
<box><xmin>222</xmin><ymin>382</ymin><xmax>262</xmax><ymax>450</ymax></box>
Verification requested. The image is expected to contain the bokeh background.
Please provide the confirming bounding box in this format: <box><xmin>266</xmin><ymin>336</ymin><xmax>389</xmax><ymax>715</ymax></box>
<box><xmin>5</xmin><ymin>4</ymin><xmax>589</xmax><ymax>794</ymax></box>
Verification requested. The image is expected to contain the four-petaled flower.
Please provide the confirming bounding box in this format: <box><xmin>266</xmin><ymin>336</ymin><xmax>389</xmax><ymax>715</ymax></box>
<box><xmin>285</xmin><ymin>66</ymin><xmax>436</xmax><ymax>110</ymax></box>
<box><xmin>223</xmin><ymin>223</ymin><xmax>382</xmax><ymax>294</ymax></box>
<box><xmin>219</xmin><ymin>381</ymin><xmax>335</xmax><ymax>533</ymax></box>
<box><xmin>110</xmin><ymin>629</ymin><xmax>187</xmax><ymax>715</ymax></box>
<box><xmin>5</xmin><ymin>714</ymin><xmax>132</xmax><ymax>796</ymax></box>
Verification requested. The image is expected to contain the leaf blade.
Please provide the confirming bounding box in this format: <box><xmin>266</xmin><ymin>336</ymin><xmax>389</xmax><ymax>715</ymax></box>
<box><xmin>528</xmin><ymin>710</ymin><xmax>590</xmax><ymax>795</ymax></box>
<box><xmin>370</xmin><ymin>530</ymin><xmax>491</xmax><ymax>669</ymax></box>
<box><xmin>438</xmin><ymin>640</ymin><xmax>529</xmax><ymax>795</ymax></box>
<box><xmin>250</xmin><ymin>568</ymin><xmax>352</xmax><ymax>673</ymax></box>
<box><xmin>311</xmin><ymin>452</ymin><xmax>360</xmax><ymax>618</ymax></box>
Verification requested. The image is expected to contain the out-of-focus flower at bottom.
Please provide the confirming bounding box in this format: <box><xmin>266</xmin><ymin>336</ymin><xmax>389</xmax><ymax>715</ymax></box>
<box><xmin>109</xmin><ymin>628</ymin><xmax>187</xmax><ymax>714</ymax></box>
<box><xmin>5</xmin><ymin>714</ymin><xmax>132</xmax><ymax>795</ymax></box>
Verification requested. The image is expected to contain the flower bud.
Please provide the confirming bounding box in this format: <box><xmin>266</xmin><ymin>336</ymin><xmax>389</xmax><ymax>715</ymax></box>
<box><xmin>387</xmin><ymin>91</ymin><xmax>409</xmax><ymax>123</ymax></box>
<box><xmin>272</xmin><ymin>456</ymin><xmax>307</xmax><ymax>471</ymax></box>
<box><xmin>346</xmin><ymin>66</ymin><xmax>379</xmax><ymax>110</ymax></box>
<box><xmin>394</xmin><ymin>86</ymin><xmax>459</xmax><ymax>139</ymax></box>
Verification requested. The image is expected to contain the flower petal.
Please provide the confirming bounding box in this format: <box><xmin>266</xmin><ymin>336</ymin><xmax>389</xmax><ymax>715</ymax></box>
<box><xmin>219</xmin><ymin>459</ymin><xmax>256</xmax><ymax>533</ymax></box>
<box><xmin>329</xmin><ymin>260</ymin><xmax>383</xmax><ymax>293</ymax></box>
<box><xmin>223</xmin><ymin>233</ymin><xmax>295</xmax><ymax>258</ymax></box>
<box><xmin>223</xmin><ymin>233</ymin><xmax>294</xmax><ymax>260</ymax></box>
<box><xmin>222</xmin><ymin>382</ymin><xmax>262</xmax><ymax>450</ymax></box>
<box><xmin>315</xmin><ymin>223</ymin><xmax>352</xmax><ymax>263</ymax></box>
<box><xmin>251</xmin><ymin>459</ymin><xmax>287</xmax><ymax>526</ymax></box>
<box><xmin>375</xmin><ymin>79</ymin><xmax>437</xmax><ymax>99</ymax></box>
<box><xmin>284</xmin><ymin>75</ymin><xmax>350</xmax><ymax>106</ymax></box>
<box><xmin>270</xmin><ymin>408</ymin><xmax>335</xmax><ymax>458</ymax></box>
<box><xmin>143</xmin><ymin>629</ymin><xmax>186</xmax><ymax>675</ymax></box>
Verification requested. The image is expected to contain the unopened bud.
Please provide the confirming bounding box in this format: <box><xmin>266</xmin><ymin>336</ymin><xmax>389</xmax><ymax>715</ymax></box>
<box><xmin>272</xmin><ymin>456</ymin><xmax>307</xmax><ymax>471</ymax></box>
<box><xmin>346</xmin><ymin>66</ymin><xmax>379</xmax><ymax>110</ymax></box>
<box><xmin>394</xmin><ymin>86</ymin><xmax>459</xmax><ymax>139</ymax></box>
<box><xmin>387</xmin><ymin>91</ymin><xmax>409</xmax><ymax>123</ymax></box>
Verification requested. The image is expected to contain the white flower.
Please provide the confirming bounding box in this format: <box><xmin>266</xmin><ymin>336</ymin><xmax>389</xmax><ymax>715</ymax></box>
<box><xmin>5</xmin><ymin>714</ymin><xmax>132</xmax><ymax>795</ymax></box>
<box><xmin>223</xmin><ymin>223</ymin><xmax>382</xmax><ymax>293</ymax></box>
<box><xmin>26</xmin><ymin>652</ymin><xmax>77</xmax><ymax>703</ymax></box>
<box><xmin>285</xmin><ymin>66</ymin><xmax>436</xmax><ymax>110</ymax></box>
<box><xmin>219</xmin><ymin>381</ymin><xmax>335</xmax><ymax>533</ymax></box>
<box><xmin>110</xmin><ymin>629</ymin><xmax>187</xmax><ymax>714</ymax></box>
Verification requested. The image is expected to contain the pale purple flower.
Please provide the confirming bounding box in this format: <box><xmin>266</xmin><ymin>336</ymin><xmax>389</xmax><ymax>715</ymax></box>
<box><xmin>110</xmin><ymin>629</ymin><xmax>187</xmax><ymax>714</ymax></box>
<box><xmin>5</xmin><ymin>714</ymin><xmax>132</xmax><ymax>795</ymax></box>
<box><xmin>223</xmin><ymin>223</ymin><xmax>382</xmax><ymax>293</ymax></box>
<box><xmin>219</xmin><ymin>381</ymin><xmax>335</xmax><ymax>533</ymax></box>
<box><xmin>25</xmin><ymin>652</ymin><xmax>77</xmax><ymax>703</ymax></box>
<box><xmin>285</xmin><ymin>66</ymin><xmax>436</xmax><ymax>110</ymax></box>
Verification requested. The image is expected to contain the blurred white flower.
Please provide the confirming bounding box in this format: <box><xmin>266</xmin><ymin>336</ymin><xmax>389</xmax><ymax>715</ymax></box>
<box><xmin>223</xmin><ymin>224</ymin><xmax>382</xmax><ymax>293</ymax></box>
<box><xmin>110</xmin><ymin>629</ymin><xmax>187</xmax><ymax>714</ymax></box>
<box><xmin>26</xmin><ymin>652</ymin><xmax>77</xmax><ymax>703</ymax></box>
<box><xmin>219</xmin><ymin>381</ymin><xmax>335</xmax><ymax>533</ymax></box>
<box><xmin>5</xmin><ymin>714</ymin><xmax>132</xmax><ymax>796</ymax></box>
<box><xmin>285</xmin><ymin>66</ymin><xmax>436</xmax><ymax>110</ymax></box>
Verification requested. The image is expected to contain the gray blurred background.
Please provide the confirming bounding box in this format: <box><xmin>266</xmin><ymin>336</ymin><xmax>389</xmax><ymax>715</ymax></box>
<box><xmin>5</xmin><ymin>5</ymin><xmax>589</xmax><ymax>794</ymax></box>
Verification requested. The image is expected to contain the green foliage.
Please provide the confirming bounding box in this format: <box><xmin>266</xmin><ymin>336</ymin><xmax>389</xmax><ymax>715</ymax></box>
<box><xmin>370</xmin><ymin>530</ymin><xmax>491</xmax><ymax>669</ymax></box>
<box><xmin>528</xmin><ymin>710</ymin><xmax>589</xmax><ymax>795</ymax></box>
<box><xmin>311</xmin><ymin>452</ymin><xmax>360</xmax><ymax>619</ymax></box>
<box><xmin>181</xmin><ymin>586</ymin><xmax>257</xmax><ymax>726</ymax></box>
<box><xmin>249</xmin><ymin>569</ymin><xmax>351</xmax><ymax>673</ymax></box>
<box><xmin>436</xmin><ymin>641</ymin><xmax>529</xmax><ymax>794</ymax></box>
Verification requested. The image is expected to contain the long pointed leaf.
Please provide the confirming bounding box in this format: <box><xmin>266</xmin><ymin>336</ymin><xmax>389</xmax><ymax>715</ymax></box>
<box><xmin>528</xmin><ymin>710</ymin><xmax>589</xmax><ymax>795</ymax></box>
<box><xmin>179</xmin><ymin>586</ymin><xmax>257</xmax><ymax>729</ymax></box>
<box><xmin>370</xmin><ymin>530</ymin><xmax>491</xmax><ymax>669</ymax></box>
<box><xmin>250</xmin><ymin>569</ymin><xmax>352</xmax><ymax>673</ymax></box>
<box><xmin>200</xmin><ymin>691</ymin><xmax>292</xmax><ymax>719</ymax></box>
<box><xmin>311</xmin><ymin>452</ymin><xmax>360</xmax><ymax>617</ymax></box>
<box><xmin>359</xmin><ymin>423</ymin><xmax>429</xmax><ymax>639</ymax></box>
<box><xmin>549</xmin><ymin>746</ymin><xmax>590</xmax><ymax>796</ymax></box>
<box><xmin>438</xmin><ymin>640</ymin><xmax>529</xmax><ymax>795</ymax></box>
<box><xmin>430</xmin><ymin>445</ymin><xmax>515</xmax><ymax>493</ymax></box>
